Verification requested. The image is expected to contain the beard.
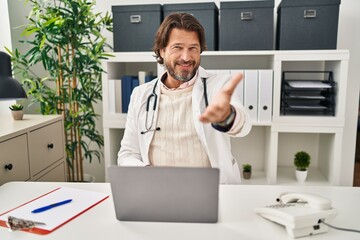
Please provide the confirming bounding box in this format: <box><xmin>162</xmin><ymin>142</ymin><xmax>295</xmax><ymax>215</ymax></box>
<box><xmin>164</xmin><ymin>59</ymin><xmax>200</xmax><ymax>82</ymax></box>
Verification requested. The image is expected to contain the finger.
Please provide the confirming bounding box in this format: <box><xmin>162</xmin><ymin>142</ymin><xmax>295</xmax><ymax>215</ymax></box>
<box><xmin>222</xmin><ymin>72</ymin><xmax>243</xmax><ymax>95</ymax></box>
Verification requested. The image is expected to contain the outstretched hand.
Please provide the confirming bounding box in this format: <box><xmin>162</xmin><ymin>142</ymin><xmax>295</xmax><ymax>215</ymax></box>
<box><xmin>199</xmin><ymin>72</ymin><xmax>243</xmax><ymax>123</ymax></box>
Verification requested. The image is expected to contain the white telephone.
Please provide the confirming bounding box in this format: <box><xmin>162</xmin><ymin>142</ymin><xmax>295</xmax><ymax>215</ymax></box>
<box><xmin>254</xmin><ymin>192</ymin><xmax>338</xmax><ymax>238</ymax></box>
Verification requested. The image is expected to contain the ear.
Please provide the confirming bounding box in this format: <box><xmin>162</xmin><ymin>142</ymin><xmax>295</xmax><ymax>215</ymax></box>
<box><xmin>160</xmin><ymin>48</ymin><xmax>165</xmax><ymax>59</ymax></box>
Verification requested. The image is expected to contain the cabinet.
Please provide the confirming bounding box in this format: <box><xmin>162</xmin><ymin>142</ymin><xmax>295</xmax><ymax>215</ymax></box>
<box><xmin>0</xmin><ymin>115</ymin><xmax>66</xmax><ymax>185</ymax></box>
<box><xmin>102</xmin><ymin>50</ymin><xmax>352</xmax><ymax>186</ymax></box>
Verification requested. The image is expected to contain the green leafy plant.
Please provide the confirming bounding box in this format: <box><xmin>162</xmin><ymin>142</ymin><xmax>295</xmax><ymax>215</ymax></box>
<box><xmin>294</xmin><ymin>151</ymin><xmax>311</xmax><ymax>171</ymax></box>
<box><xmin>242</xmin><ymin>163</ymin><xmax>252</xmax><ymax>173</ymax></box>
<box><xmin>9</xmin><ymin>103</ymin><xmax>24</xmax><ymax>111</ymax></box>
<box><xmin>7</xmin><ymin>0</ymin><xmax>112</xmax><ymax>181</ymax></box>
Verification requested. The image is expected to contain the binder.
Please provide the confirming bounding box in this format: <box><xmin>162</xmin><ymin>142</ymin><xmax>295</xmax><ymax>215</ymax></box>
<box><xmin>138</xmin><ymin>71</ymin><xmax>155</xmax><ymax>84</ymax></box>
<box><xmin>244</xmin><ymin>70</ymin><xmax>258</xmax><ymax>122</ymax></box>
<box><xmin>258</xmin><ymin>69</ymin><xmax>273</xmax><ymax>123</ymax></box>
<box><xmin>108</xmin><ymin>80</ymin><xmax>116</xmax><ymax>113</ymax></box>
<box><xmin>230</xmin><ymin>69</ymin><xmax>244</xmax><ymax>104</ymax></box>
<box><xmin>108</xmin><ymin>79</ymin><xmax>122</xmax><ymax>113</ymax></box>
<box><xmin>145</xmin><ymin>75</ymin><xmax>156</xmax><ymax>83</ymax></box>
<box><xmin>114</xmin><ymin>80</ymin><xmax>122</xmax><ymax>113</ymax></box>
<box><xmin>121</xmin><ymin>75</ymin><xmax>134</xmax><ymax>113</ymax></box>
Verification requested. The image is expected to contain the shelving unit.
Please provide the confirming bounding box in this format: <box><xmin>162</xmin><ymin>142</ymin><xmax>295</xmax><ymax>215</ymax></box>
<box><xmin>102</xmin><ymin>50</ymin><xmax>351</xmax><ymax>186</ymax></box>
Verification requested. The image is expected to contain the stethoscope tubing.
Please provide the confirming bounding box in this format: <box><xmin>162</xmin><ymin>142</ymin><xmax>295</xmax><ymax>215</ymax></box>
<box><xmin>142</xmin><ymin>77</ymin><xmax>208</xmax><ymax>134</ymax></box>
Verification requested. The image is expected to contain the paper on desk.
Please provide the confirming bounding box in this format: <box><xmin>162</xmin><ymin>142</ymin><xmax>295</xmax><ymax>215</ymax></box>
<box><xmin>0</xmin><ymin>187</ymin><xmax>109</xmax><ymax>234</ymax></box>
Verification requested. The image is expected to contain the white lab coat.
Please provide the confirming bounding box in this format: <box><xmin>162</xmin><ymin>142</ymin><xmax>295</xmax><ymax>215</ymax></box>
<box><xmin>117</xmin><ymin>67</ymin><xmax>252</xmax><ymax>184</ymax></box>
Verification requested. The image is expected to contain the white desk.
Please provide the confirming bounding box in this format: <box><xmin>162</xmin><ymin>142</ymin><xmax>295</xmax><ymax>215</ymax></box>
<box><xmin>0</xmin><ymin>182</ymin><xmax>359</xmax><ymax>240</ymax></box>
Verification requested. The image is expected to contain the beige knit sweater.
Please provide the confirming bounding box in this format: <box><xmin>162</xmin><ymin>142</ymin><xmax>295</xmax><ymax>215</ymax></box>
<box><xmin>149</xmin><ymin>84</ymin><xmax>211</xmax><ymax>167</ymax></box>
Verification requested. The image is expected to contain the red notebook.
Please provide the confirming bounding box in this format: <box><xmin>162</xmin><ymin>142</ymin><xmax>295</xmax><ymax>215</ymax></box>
<box><xmin>0</xmin><ymin>187</ymin><xmax>109</xmax><ymax>235</ymax></box>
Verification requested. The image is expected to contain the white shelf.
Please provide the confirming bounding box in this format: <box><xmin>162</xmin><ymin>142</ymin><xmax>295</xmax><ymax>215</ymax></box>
<box><xmin>276</xmin><ymin>166</ymin><xmax>330</xmax><ymax>186</ymax></box>
<box><xmin>102</xmin><ymin>50</ymin><xmax>353</xmax><ymax>186</ymax></box>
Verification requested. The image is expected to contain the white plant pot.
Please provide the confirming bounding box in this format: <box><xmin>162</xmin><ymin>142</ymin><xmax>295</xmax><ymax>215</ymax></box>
<box><xmin>295</xmin><ymin>169</ymin><xmax>308</xmax><ymax>182</ymax></box>
<box><xmin>83</xmin><ymin>173</ymin><xmax>96</xmax><ymax>183</ymax></box>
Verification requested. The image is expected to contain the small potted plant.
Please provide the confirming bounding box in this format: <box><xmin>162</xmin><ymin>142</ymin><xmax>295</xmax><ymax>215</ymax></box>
<box><xmin>294</xmin><ymin>151</ymin><xmax>311</xmax><ymax>182</ymax></box>
<box><xmin>242</xmin><ymin>163</ymin><xmax>252</xmax><ymax>180</ymax></box>
<box><xmin>9</xmin><ymin>103</ymin><xmax>24</xmax><ymax>120</ymax></box>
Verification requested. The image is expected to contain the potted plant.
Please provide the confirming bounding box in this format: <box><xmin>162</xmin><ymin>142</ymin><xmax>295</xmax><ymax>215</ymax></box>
<box><xmin>7</xmin><ymin>0</ymin><xmax>112</xmax><ymax>182</ymax></box>
<box><xmin>242</xmin><ymin>163</ymin><xmax>252</xmax><ymax>180</ymax></box>
<box><xmin>294</xmin><ymin>151</ymin><xmax>311</xmax><ymax>182</ymax></box>
<box><xmin>9</xmin><ymin>103</ymin><xmax>24</xmax><ymax>120</ymax></box>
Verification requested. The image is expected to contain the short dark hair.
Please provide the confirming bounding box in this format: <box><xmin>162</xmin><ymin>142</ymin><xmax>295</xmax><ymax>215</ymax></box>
<box><xmin>153</xmin><ymin>12</ymin><xmax>207</xmax><ymax>64</ymax></box>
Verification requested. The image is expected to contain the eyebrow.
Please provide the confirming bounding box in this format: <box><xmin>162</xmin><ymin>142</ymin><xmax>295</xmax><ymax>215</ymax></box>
<box><xmin>170</xmin><ymin>43</ymin><xmax>200</xmax><ymax>48</ymax></box>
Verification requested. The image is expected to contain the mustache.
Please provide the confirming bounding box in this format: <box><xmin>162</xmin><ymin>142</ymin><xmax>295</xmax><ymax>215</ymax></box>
<box><xmin>175</xmin><ymin>60</ymin><xmax>194</xmax><ymax>65</ymax></box>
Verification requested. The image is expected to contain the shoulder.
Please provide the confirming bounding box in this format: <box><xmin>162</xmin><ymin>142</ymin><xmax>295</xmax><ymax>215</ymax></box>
<box><xmin>198</xmin><ymin>67</ymin><xmax>231</xmax><ymax>88</ymax></box>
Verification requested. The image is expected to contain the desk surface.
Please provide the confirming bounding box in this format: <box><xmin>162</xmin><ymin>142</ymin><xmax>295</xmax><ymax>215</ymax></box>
<box><xmin>0</xmin><ymin>182</ymin><xmax>359</xmax><ymax>240</ymax></box>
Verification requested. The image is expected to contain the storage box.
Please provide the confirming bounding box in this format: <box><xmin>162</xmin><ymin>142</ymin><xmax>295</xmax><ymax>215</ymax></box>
<box><xmin>112</xmin><ymin>4</ymin><xmax>162</xmax><ymax>52</ymax></box>
<box><xmin>163</xmin><ymin>2</ymin><xmax>219</xmax><ymax>51</ymax></box>
<box><xmin>219</xmin><ymin>0</ymin><xmax>274</xmax><ymax>51</ymax></box>
<box><xmin>276</xmin><ymin>0</ymin><xmax>341</xmax><ymax>50</ymax></box>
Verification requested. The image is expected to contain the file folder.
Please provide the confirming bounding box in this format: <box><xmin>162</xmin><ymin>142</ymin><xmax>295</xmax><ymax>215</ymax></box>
<box><xmin>244</xmin><ymin>70</ymin><xmax>258</xmax><ymax>122</ymax></box>
<box><xmin>258</xmin><ymin>70</ymin><xmax>273</xmax><ymax>123</ymax></box>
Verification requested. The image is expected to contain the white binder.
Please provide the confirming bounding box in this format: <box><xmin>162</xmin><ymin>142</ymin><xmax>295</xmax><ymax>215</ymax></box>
<box><xmin>108</xmin><ymin>80</ymin><xmax>116</xmax><ymax>113</ymax></box>
<box><xmin>244</xmin><ymin>70</ymin><xmax>258</xmax><ymax>122</ymax></box>
<box><xmin>206</xmin><ymin>69</ymin><xmax>230</xmax><ymax>74</ymax></box>
<box><xmin>258</xmin><ymin>69</ymin><xmax>273</xmax><ymax>123</ymax></box>
<box><xmin>230</xmin><ymin>69</ymin><xmax>244</xmax><ymax>104</ymax></box>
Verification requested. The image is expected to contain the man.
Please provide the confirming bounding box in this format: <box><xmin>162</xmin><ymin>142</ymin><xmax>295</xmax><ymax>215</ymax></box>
<box><xmin>117</xmin><ymin>12</ymin><xmax>252</xmax><ymax>184</ymax></box>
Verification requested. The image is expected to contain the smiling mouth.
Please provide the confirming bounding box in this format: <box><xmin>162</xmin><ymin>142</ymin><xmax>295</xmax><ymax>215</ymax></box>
<box><xmin>176</xmin><ymin>62</ymin><xmax>193</xmax><ymax>69</ymax></box>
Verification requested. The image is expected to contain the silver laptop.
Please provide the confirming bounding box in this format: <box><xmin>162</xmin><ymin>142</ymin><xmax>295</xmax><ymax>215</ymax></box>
<box><xmin>108</xmin><ymin>166</ymin><xmax>220</xmax><ymax>223</ymax></box>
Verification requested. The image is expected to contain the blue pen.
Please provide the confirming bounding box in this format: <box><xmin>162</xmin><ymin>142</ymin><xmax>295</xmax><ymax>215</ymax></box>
<box><xmin>31</xmin><ymin>199</ymin><xmax>73</xmax><ymax>213</ymax></box>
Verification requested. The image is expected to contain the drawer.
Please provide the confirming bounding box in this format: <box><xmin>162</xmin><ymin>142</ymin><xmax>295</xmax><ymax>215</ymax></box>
<box><xmin>34</xmin><ymin>161</ymin><xmax>66</xmax><ymax>182</ymax></box>
<box><xmin>0</xmin><ymin>134</ymin><xmax>30</xmax><ymax>185</ymax></box>
<box><xmin>28</xmin><ymin>120</ymin><xmax>65</xmax><ymax>176</ymax></box>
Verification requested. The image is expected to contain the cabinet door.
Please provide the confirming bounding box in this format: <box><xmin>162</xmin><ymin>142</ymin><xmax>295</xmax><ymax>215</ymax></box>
<box><xmin>0</xmin><ymin>134</ymin><xmax>30</xmax><ymax>185</ymax></box>
<box><xmin>28</xmin><ymin>121</ymin><xmax>65</xmax><ymax>177</ymax></box>
<box><xmin>34</xmin><ymin>162</ymin><xmax>66</xmax><ymax>182</ymax></box>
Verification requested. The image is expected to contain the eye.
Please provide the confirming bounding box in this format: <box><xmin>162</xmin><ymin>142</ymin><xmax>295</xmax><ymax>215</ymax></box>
<box><xmin>190</xmin><ymin>46</ymin><xmax>199</xmax><ymax>52</ymax></box>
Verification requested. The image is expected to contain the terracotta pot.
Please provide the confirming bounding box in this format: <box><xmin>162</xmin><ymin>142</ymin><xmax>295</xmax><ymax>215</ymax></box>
<box><xmin>11</xmin><ymin>110</ymin><xmax>24</xmax><ymax>120</ymax></box>
<box><xmin>243</xmin><ymin>171</ymin><xmax>252</xmax><ymax>179</ymax></box>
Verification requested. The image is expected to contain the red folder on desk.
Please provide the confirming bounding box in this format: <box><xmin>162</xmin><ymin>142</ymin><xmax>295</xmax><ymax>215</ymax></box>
<box><xmin>0</xmin><ymin>187</ymin><xmax>109</xmax><ymax>235</ymax></box>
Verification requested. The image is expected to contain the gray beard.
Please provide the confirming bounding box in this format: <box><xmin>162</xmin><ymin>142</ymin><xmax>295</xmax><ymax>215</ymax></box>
<box><xmin>164</xmin><ymin>61</ymin><xmax>197</xmax><ymax>82</ymax></box>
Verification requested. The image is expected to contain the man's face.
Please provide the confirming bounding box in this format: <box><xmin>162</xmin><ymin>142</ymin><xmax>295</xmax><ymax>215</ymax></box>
<box><xmin>160</xmin><ymin>28</ymin><xmax>201</xmax><ymax>85</ymax></box>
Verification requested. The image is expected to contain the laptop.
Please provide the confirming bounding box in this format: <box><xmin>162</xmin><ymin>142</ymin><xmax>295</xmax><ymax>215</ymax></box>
<box><xmin>108</xmin><ymin>166</ymin><xmax>220</xmax><ymax>223</ymax></box>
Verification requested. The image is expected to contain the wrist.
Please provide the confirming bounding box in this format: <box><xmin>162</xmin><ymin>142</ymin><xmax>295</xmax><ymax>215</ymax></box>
<box><xmin>214</xmin><ymin>106</ymin><xmax>236</xmax><ymax>129</ymax></box>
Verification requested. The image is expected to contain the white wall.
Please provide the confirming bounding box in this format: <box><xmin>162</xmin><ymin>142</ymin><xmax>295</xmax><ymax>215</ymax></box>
<box><xmin>6</xmin><ymin>0</ymin><xmax>360</xmax><ymax>184</ymax></box>
<box><xmin>335</xmin><ymin>1</ymin><xmax>360</xmax><ymax>185</ymax></box>
<box><xmin>0</xmin><ymin>0</ymin><xmax>15</xmax><ymax>113</ymax></box>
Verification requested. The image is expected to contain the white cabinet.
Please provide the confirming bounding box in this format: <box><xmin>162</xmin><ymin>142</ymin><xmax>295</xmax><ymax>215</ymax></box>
<box><xmin>0</xmin><ymin>115</ymin><xmax>66</xmax><ymax>185</ymax></box>
<box><xmin>102</xmin><ymin>50</ymin><xmax>353</xmax><ymax>186</ymax></box>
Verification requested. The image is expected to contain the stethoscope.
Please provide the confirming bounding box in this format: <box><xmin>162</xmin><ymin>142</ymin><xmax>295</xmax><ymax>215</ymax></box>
<box><xmin>140</xmin><ymin>77</ymin><xmax>209</xmax><ymax>134</ymax></box>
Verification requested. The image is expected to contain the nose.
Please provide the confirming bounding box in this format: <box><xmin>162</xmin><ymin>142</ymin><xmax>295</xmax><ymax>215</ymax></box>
<box><xmin>180</xmin><ymin>49</ymin><xmax>191</xmax><ymax>61</ymax></box>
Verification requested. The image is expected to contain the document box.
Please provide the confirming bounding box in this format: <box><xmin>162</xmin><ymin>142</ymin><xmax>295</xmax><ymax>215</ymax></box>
<box><xmin>163</xmin><ymin>2</ymin><xmax>219</xmax><ymax>50</ymax></box>
<box><xmin>112</xmin><ymin>4</ymin><xmax>162</xmax><ymax>52</ymax></box>
<box><xmin>219</xmin><ymin>0</ymin><xmax>274</xmax><ymax>51</ymax></box>
<box><xmin>276</xmin><ymin>0</ymin><xmax>341</xmax><ymax>50</ymax></box>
